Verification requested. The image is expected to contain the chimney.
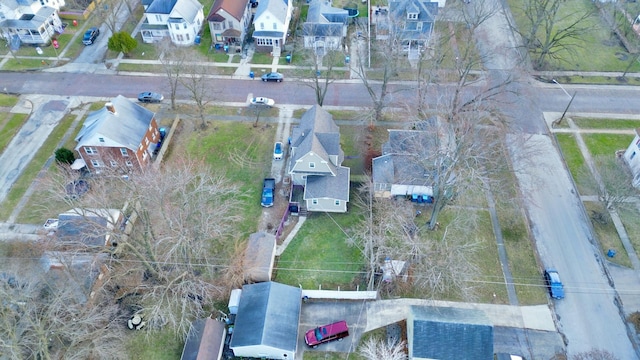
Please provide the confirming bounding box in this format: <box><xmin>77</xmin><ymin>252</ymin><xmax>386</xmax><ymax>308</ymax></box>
<box><xmin>105</xmin><ymin>102</ymin><xmax>116</xmax><ymax>114</ymax></box>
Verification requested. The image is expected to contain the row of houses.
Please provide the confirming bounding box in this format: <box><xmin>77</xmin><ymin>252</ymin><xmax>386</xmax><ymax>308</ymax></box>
<box><xmin>0</xmin><ymin>0</ymin><xmax>442</xmax><ymax>55</ymax></box>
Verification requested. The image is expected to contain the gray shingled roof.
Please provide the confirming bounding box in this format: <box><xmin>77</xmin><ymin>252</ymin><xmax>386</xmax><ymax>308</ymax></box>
<box><xmin>410</xmin><ymin>306</ymin><xmax>493</xmax><ymax>360</ymax></box>
<box><xmin>304</xmin><ymin>166</ymin><xmax>350</xmax><ymax>201</ymax></box>
<box><xmin>181</xmin><ymin>318</ymin><xmax>226</xmax><ymax>360</ymax></box>
<box><xmin>56</xmin><ymin>208</ymin><xmax>119</xmax><ymax>247</ymax></box>
<box><xmin>303</xmin><ymin>0</ymin><xmax>348</xmax><ymax>37</ymax></box>
<box><xmin>289</xmin><ymin>105</ymin><xmax>342</xmax><ymax>173</ymax></box>
<box><xmin>254</xmin><ymin>0</ymin><xmax>289</xmax><ymax>27</ymax></box>
<box><xmin>230</xmin><ymin>282</ymin><xmax>301</xmax><ymax>351</ymax></box>
<box><xmin>170</xmin><ymin>0</ymin><xmax>202</xmax><ymax>23</ymax></box>
<box><xmin>373</xmin><ymin>130</ymin><xmax>437</xmax><ymax>187</ymax></box>
<box><xmin>388</xmin><ymin>0</ymin><xmax>437</xmax><ymax>40</ymax></box>
<box><xmin>0</xmin><ymin>6</ymin><xmax>55</xmax><ymax>30</ymax></box>
<box><xmin>146</xmin><ymin>0</ymin><xmax>178</xmax><ymax>14</ymax></box>
<box><xmin>74</xmin><ymin>95</ymin><xmax>154</xmax><ymax>151</ymax></box>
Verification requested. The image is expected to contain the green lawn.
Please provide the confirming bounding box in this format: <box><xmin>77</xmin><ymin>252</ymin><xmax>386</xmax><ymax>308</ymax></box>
<box><xmin>572</xmin><ymin>117</ymin><xmax>640</xmax><ymax>130</ymax></box>
<box><xmin>276</xmin><ymin>211</ymin><xmax>364</xmax><ymax>289</ymax></box>
<box><xmin>585</xmin><ymin>201</ymin><xmax>632</xmax><ymax>268</ymax></box>
<box><xmin>618</xmin><ymin>205</ymin><xmax>640</xmax><ymax>256</ymax></box>
<box><xmin>555</xmin><ymin>133</ymin><xmax>597</xmax><ymax>195</ymax></box>
<box><xmin>0</xmin><ymin>94</ymin><xmax>18</xmax><ymax>107</ymax></box>
<box><xmin>126</xmin><ymin>329</ymin><xmax>183</xmax><ymax>360</ymax></box>
<box><xmin>0</xmin><ymin>113</ymin><xmax>28</xmax><ymax>153</ymax></box>
<box><xmin>582</xmin><ymin>133</ymin><xmax>634</xmax><ymax>157</ymax></box>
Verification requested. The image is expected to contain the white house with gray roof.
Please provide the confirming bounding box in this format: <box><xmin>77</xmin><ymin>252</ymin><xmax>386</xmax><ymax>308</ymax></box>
<box><xmin>74</xmin><ymin>95</ymin><xmax>160</xmax><ymax>174</ymax></box>
<box><xmin>140</xmin><ymin>0</ymin><xmax>204</xmax><ymax>45</ymax></box>
<box><xmin>302</xmin><ymin>0</ymin><xmax>349</xmax><ymax>52</ymax></box>
<box><xmin>252</xmin><ymin>0</ymin><xmax>292</xmax><ymax>54</ymax></box>
<box><xmin>288</xmin><ymin>105</ymin><xmax>350</xmax><ymax>213</ymax></box>
<box><xmin>229</xmin><ymin>282</ymin><xmax>301</xmax><ymax>359</ymax></box>
<box><xmin>0</xmin><ymin>0</ymin><xmax>64</xmax><ymax>46</ymax></box>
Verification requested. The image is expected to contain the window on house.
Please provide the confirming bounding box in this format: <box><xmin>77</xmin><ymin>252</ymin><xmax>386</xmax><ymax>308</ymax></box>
<box><xmin>152</xmin><ymin>132</ymin><xmax>157</xmax><ymax>140</ymax></box>
<box><xmin>273</xmin><ymin>23</ymin><xmax>277</xmax><ymax>30</ymax></box>
<box><xmin>91</xmin><ymin>159</ymin><xmax>101</xmax><ymax>167</ymax></box>
<box><xmin>126</xmin><ymin>160</ymin><xmax>133</xmax><ymax>167</ymax></box>
<box><xmin>174</xmin><ymin>23</ymin><xmax>179</xmax><ymax>30</ymax></box>
<box><xmin>213</xmin><ymin>23</ymin><xmax>221</xmax><ymax>30</ymax></box>
<box><xmin>186</xmin><ymin>33</ymin><xmax>190</xmax><ymax>41</ymax></box>
<box><xmin>407</xmin><ymin>12</ymin><xmax>418</xmax><ymax>20</ymax></box>
<box><xmin>155</xmin><ymin>15</ymin><xmax>162</xmax><ymax>22</ymax></box>
<box><xmin>120</xmin><ymin>148</ymin><xmax>128</xmax><ymax>157</ymax></box>
<box><xmin>110</xmin><ymin>160</ymin><xmax>118</xmax><ymax>167</ymax></box>
<box><xmin>260</xmin><ymin>23</ymin><xmax>265</xmax><ymax>30</ymax></box>
<box><xmin>309</xmin><ymin>162</ymin><xmax>315</xmax><ymax>168</ymax></box>
<box><xmin>312</xmin><ymin>199</ymin><xmax>318</xmax><ymax>205</ymax></box>
<box><xmin>632</xmin><ymin>151</ymin><xmax>637</xmax><ymax>160</ymax></box>
<box><xmin>85</xmin><ymin>147</ymin><xmax>98</xmax><ymax>155</ymax></box>
<box><xmin>335</xmin><ymin>200</ymin><xmax>340</xmax><ymax>206</ymax></box>
<box><xmin>177</xmin><ymin>34</ymin><xmax>184</xmax><ymax>41</ymax></box>
<box><xmin>145</xmin><ymin>138</ymin><xmax>150</xmax><ymax>145</ymax></box>
<box><xmin>229</xmin><ymin>21</ymin><xmax>233</xmax><ymax>29</ymax></box>
<box><xmin>98</xmin><ymin>137</ymin><xmax>105</xmax><ymax>142</ymax></box>
<box><xmin>183</xmin><ymin>22</ymin><xmax>187</xmax><ymax>29</ymax></box>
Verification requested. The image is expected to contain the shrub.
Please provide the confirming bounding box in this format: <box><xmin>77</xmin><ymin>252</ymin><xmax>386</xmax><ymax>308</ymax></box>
<box><xmin>55</xmin><ymin>147</ymin><xmax>75</xmax><ymax>164</ymax></box>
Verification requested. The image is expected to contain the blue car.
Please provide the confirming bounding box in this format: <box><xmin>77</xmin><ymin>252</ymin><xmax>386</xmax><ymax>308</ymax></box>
<box><xmin>261</xmin><ymin>72</ymin><xmax>284</xmax><ymax>82</ymax></box>
<box><xmin>544</xmin><ymin>269</ymin><xmax>565</xmax><ymax>299</ymax></box>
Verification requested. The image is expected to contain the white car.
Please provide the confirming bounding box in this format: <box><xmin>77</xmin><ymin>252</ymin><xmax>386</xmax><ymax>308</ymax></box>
<box><xmin>250</xmin><ymin>97</ymin><xmax>275</xmax><ymax>107</ymax></box>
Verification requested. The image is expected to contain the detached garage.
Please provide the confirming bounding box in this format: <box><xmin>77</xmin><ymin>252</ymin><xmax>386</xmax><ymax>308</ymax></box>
<box><xmin>230</xmin><ymin>282</ymin><xmax>302</xmax><ymax>359</ymax></box>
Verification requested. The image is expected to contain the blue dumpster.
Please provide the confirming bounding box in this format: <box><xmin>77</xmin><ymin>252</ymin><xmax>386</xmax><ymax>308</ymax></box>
<box><xmin>249</xmin><ymin>71</ymin><xmax>254</xmax><ymax>79</ymax></box>
<box><xmin>194</xmin><ymin>35</ymin><xmax>201</xmax><ymax>44</ymax></box>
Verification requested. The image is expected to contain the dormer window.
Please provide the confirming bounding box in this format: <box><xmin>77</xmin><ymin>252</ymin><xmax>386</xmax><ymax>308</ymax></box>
<box><xmin>407</xmin><ymin>12</ymin><xmax>418</xmax><ymax>20</ymax></box>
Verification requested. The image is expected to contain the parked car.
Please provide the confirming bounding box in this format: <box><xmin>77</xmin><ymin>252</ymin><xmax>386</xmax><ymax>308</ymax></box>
<box><xmin>82</xmin><ymin>27</ymin><xmax>100</xmax><ymax>45</ymax></box>
<box><xmin>544</xmin><ymin>269</ymin><xmax>565</xmax><ymax>299</ymax></box>
<box><xmin>261</xmin><ymin>72</ymin><xmax>284</xmax><ymax>82</ymax></box>
<box><xmin>305</xmin><ymin>320</ymin><xmax>349</xmax><ymax>348</ymax></box>
<box><xmin>261</xmin><ymin>178</ymin><xmax>276</xmax><ymax>207</ymax></box>
<box><xmin>250</xmin><ymin>97</ymin><xmax>275</xmax><ymax>107</ymax></box>
<box><xmin>273</xmin><ymin>141</ymin><xmax>283</xmax><ymax>160</ymax></box>
<box><xmin>138</xmin><ymin>92</ymin><xmax>164</xmax><ymax>103</ymax></box>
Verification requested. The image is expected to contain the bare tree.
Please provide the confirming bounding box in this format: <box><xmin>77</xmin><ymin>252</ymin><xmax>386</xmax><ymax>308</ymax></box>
<box><xmin>297</xmin><ymin>49</ymin><xmax>345</xmax><ymax>105</ymax></box>
<box><xmin>159</xmin><ymin>40</ymin><xmax>188</xmax><ymax>110</ymax></box>
<box><xmin>512</xmin><ymin>0</ymin><xmax>594</xmax><ymax>69</ymax></box>
<box><xmin>93</xmin><ymin>0</ymin><xmax>126</xmax><ymax>35</ymax></box>
<box><xmin>180</xmin><ymin>57</ymin><xmax>217</xmax><ymax>129</ymax></box>
<box><xmin>359</xmin><ymin>337</ymin><xmax>407</xmax><ymax>360</ymax></box>
<box><xmin>41</xmin><ymin>159</ymin><xmax>243</xmax><ymax>338</ymax></box>
<box><xmin>584</xmin><ymin>155</ymin><xmax>638</xmax><ymax>209</ymax></box>
<box><xmin>572</xmin><ymin>349</ymin><xmax>619</xmax><ymax>360</ymax></box>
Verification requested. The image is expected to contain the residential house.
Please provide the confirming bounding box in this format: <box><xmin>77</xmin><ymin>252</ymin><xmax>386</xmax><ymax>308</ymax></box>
<box><xmin>180</xmin><ymin>318</ymin><xmax>227</xmax><ymax>360</ymax></box>
<box><xmin>40</xmin><ymin>251</ymin><xmax>109</xmax><ymax>304</ymax></box>
<box><xmin>623</xmin><ymin>128</ymin><xmax>640</xmax><ymax>188</ymax></box>
<box><xmin>206</xmin><ymin>0</ymin><xmax>252</xmax><ymax>46</ymax></box>
<box><xmin>252</xmin><ymin>0</ymin><xmax>292</xmax><ymax>55</ymax></box>
<box><xmin>288</xmin><ymin>105</ymin><xmax>350</xmax><ymax>213</ymax></box>
<box><xmin>0</xmin><ymin>0</ymin><xmax>65</xmax><ymax>46</ymax></box>
<box><xmin>74</xmin><ymin>95</ymin><xmax>160</xmax><ymax>174</ymax></box>
<box><xmin>140</xmin><ymin>0</ymin><xmax>204</xmax><ymax>45</ymax></box>
<box><xmin>379</xmin><ymin>0</ymin><xmax>438</xmax><ymax>56</ymax></box>
<box><xmin>408</xmin><ymin>306</ymin><xmax>493</xmax><ymax>360</ymax></box>
<box><xmin>56</xmin><ymin>208</ymin><xmax>123</xmax><ymax>248</ymax></box>
<box><xmin>372</xmin><ymin>129</ymin><xmax>435</xmax><ymax>199</ymax></box>
<box><xmin>230</xmin><ymin>281</ymin><xmax>301</xmax><ymax>359</ymax></box>
<box><xmin>243</xmin><ymin>232</ymin><xmax>277</xmax><ymax>284</ymax></box>
<box><xmin>302</xmin><ymin>0</ymin><xmax>349</xmax><ymax>52</ymax></box>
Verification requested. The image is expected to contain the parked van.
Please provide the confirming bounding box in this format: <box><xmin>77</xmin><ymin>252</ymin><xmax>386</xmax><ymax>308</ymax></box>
<box><xmin>304</xmin><ymin>320</ymin><xmax>349</xmax><ymax>348</ymax></box>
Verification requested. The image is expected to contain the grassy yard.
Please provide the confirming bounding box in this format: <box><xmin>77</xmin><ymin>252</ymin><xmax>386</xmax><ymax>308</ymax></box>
<box><xmin>555</xmin><ymin>133</ymin><xmax>597</xmax><ymax>195</ymax></box>
<box><xmin>126</xmin><ymin>329</ymin><xmax>183</xmax><ymax>360</ymax></box>
<box><xmin>572</xmin><ymin>117</ymin><xmax>640</xmax><ymax>130</ymax></box>
<box><xmin>0</xmin><ymin>113</ymin><xmax>28</xmax><ymax>153</ymax></box>
<box><xmin>618</xmin><ymin>205</ymin><xmax>640</xmax><ymax>255</ymax></box>
<box><xmin>582</xmin><ymin>133</ymin><xmax>635</xmax><ymax>157</ymax></box>
<box><xmin>585</xmin><ymin>201</ymin><xmax>632</xmax><ymax>268</ymax></box>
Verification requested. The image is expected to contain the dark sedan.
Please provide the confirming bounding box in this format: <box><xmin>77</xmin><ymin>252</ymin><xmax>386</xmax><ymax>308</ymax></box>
<box><xmin>261</xmin><ymin>72</ymin><xmax>284</xmax><ymax>82</ymax></box>
<box><xmin>82</xmin><ymin>27</ymin><xmax>100</xmax><ymax>45</ymax></box>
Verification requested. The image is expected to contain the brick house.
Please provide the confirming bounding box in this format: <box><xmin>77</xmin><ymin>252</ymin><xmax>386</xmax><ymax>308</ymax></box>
<box><xmin>74</xmin><ymin>95</ymin><xmax>160</xmax><ymax>174</ymax></box>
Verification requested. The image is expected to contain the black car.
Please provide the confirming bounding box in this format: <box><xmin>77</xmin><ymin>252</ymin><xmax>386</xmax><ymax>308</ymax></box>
<box><xmin>261</xmin><ymin>72</ymin><xmax>284</xmax><ymax>82</ymax></box>
<box><xmin>83</xmin><ymin>27</ymin><xmax>100</xmax><ymax>45</ymax></box>
<box><xmin>138</xmin><ymin>92</ymin><xmax>164</xmax><ymax>103</ymax></box>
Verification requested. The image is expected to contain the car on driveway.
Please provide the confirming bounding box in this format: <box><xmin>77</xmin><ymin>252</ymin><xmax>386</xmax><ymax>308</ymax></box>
<box><xmin>138</xmin><ymin>92</ymin><xmax>164</xmax><ymax>103</ymax></box>
<box><xmin>82</xmin><ymin>27</ymin><xmax>100</xmax><ymax>45</ymax></box>
<box><xmin>250</xmin><ymin>97</ymin><xmax>275</xmax><ymax>107</ymax></box>
<box><xmin>261</xmin><ymin>72</ymin><xmax>284</xmax><ymax>82</ymax></box>
<box><xmin>544</xmin><ymin>269</ymin><xmax>565</xmax><ymax>299</ymax></box>
<box><xmin>273</xmin><ymin>141</ymin><xmax>283</xmax><ymax>160</ymax></box>
<box><xmin>305</xmin><ymin>320</ymin><xmax>349</xmax><ymax>348</ymax></box>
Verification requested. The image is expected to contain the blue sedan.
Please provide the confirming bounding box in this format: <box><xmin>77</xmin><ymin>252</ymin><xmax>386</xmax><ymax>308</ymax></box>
<box><xmin>544</xmin><ymin>269</ymin><xmax>565</xmax><ymax>299</ymax></box>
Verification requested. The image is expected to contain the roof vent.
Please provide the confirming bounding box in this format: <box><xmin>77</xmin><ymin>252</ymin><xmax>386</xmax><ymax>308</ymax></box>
<box><xmin>105</xmin><ymin>103</ymin><xmax>116</xmax><ymax>114</ymax></box>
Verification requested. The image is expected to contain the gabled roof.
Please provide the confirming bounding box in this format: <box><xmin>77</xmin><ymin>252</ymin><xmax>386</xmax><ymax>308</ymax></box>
<box><xmin>207</xmin><ymin>0</ymin><xmax>247</xmax><ymax>22</ymax></box>
<box><xmin>146</xmin><ymin>0</ymin><xmax>178</xmax><ymax>14</ymax></box>
<box><xmin>56</xmin><ymin>208</ymin><xmax>121</xmax><ymax>247</ymax></box>
<box><xmin>181</xmin><ymin>318</ymin><xmax>226</xmax><ymax>360</ymax></box>
<box><xmin>74</xmin><ymin>95</ymin><xmax>155</xmax><ymax>152</ymax></box>
<box><xmin>410</xmin><ymin>306</ymin><xmax>493</xmax><ymax>360</ymax></box>
<box><xmin>304</xmin><ymin>166</ymin><xmax>350</xmax><ymax>201</ymax></box>
<box><xmin>388</xmin><ymin>0</ymin><xmax>438</xmax><ymax>39</ymax></box>
<box><xmin>254</xmin><ymin>0</ymin><xmax>289</xmax><ymax>24</ymax></box>
<box><xmin>169</xmin><ymin>0</ymin><xmax>202</xmax><ymax>22</ymax></box>
<box><xmin>289</xmin><ymin>105</ymin><xmax>343</xmax><ymax>172</ymax></box>
<box><xmin>230</xmin><ymin>282</ymin><xmax>301</xmax><ymax>351</ymax></box>
<box><xmin>306</xmin><ymin>0</ymin><xmax>348</xmax><ymax>24</ymax></box>
<box><xmin>373</xmin><ymin>130</ymin><xmax>437</xmax><ymax>187</ymax></box>
<box><xmin>0</xmin><ymin>6</ymin><xmax>55</xmax><ymax>29</ymax></box>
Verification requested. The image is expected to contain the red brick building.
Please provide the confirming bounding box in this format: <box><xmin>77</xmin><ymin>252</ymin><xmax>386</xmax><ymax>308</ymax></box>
<box><xmin>74</xmin><ymin>95</ymin><xmax>160</xmax><ymax>174</ymax></box>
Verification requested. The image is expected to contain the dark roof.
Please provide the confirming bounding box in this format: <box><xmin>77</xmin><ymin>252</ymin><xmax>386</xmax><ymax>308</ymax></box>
<box><xmin>388</xmin><ymin>0</ymin><xmax>438</xmax><ymax>40</ymax></box>
<box><xmin>304</xmin><ymin>166</ymin><xmax>350</xmax><ymax>201</ymax></box>
<box><xmin>253</xmin><ymin>30</ymin><xmax>285</xmax><ymax>38</ymax></box>
<box><xmin>302</xmin><ymin>22</ymin><xmax>344</xmax><ymax>37</ymax></box>
<box><xmin>207</xmin><ymin>0</ymin><xmax>248</xmax><ymax>22</ymax></box>
<box><xmin>146</xmin><ymin>0</ymin><xmax>178</xmax><ymax>14</ymax></box>
<box><xmin>289</xmin><ymin>105</ymin><xmax>343</xmax><ymax>172</ymax></box>
<box><xmin>304</xmin><ymin>0</ymin><xmax>349</xmax><ymax>35</ymax></box>
<box><xmin>410</xmin><ymin>306</ymin><xmax>493</xmax><ymax>360</ymax></box>
<box><xmin>230</xmin><ymin>282</ymin><xmax>301</xmax><ymax>351</ymax></box>
<box><xmin>56</xmin><ymin>208</ymin><xmax>120</xmax><ymax>248</ymax></box>
<box><xmin>40</xmin><ymin>251</ymin><xmax>108</xmax><ymax>304</ymax></box>
<box><xmin>181</xmin><ymin>318</ymin><xmax>226</xmax><ymax>360</ymax></box>
<box><xmin>372</xmin><ymin>130</ymin><xmax>437</xmax><ymax>186</ymax></box>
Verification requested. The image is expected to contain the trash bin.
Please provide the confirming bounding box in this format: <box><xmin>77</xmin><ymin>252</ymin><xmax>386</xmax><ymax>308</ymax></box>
<box><xmin>249</xmin><ymin>71</ymin><xmax>255</xmax><ymax>79</ymax></box>
<box><xmin>345</xmin><ymin>55</ymin><xmax>350</xmax><ymax>64</ymax></box>
<box><xmin>286</xmin><ymin>54</ymin><xmax>291</xmax><ymax>63</ymax></box>
<box><xmin>194</xmin><ymin>35</ymin><xmax>201</xmax><ymax>44</ymax></box>
<box><xmin>607</xmin><ymin>249</ymin><xmax>617</xmax><ymax>258</ymax></box>
<box><xmin>224</xmin><ymin>44</ymin><xmax>229</xmax><ymax>53</ymax></box>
